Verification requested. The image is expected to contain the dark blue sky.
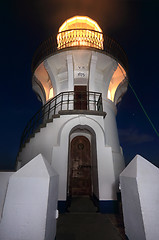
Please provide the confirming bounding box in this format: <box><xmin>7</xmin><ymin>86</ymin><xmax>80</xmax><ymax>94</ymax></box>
<box><xmin>1</xmin><ymin>0</ymin><xmax>159</xmax><ymax>169</ymax></box>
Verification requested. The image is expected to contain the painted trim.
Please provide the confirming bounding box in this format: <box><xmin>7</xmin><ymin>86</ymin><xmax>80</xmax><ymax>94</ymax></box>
<box><xmin>58</xmin><ymin>197</ymin><xmax>119</xmax><ymax>214</ymax></box>
<box><xmin>58</xmin><ymin>201</ymin><xmax>67</xmax><ymax>213</ymax></box>
<box><xmin>91</xmin><ymin>194</ymin><xmax>99</xmax><ymax>210</ymax></box>
<box><xmin>99</xmin><ymin>200</ymin><xmax>118</xmax><ymax>213</ymax></box>
<box><xmin>92</xmin><ymin>194</ymin><xmax>118</xmax><ymax>213</ymax></box>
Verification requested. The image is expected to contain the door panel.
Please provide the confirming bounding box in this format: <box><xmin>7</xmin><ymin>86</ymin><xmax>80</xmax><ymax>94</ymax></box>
<box><xmin>74</xmin><ymin>86</ymin><xmax>87</xmax><ymax>110</ymax></box>
<box><xmin>69</xmin><ymin>136</ymin><xmax>91</xmax><ymax>196</ymax></box>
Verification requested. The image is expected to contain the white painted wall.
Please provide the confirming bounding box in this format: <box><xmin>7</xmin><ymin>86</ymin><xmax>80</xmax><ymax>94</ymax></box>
<box><xmin>0</xmin><ymin>154</ymin><xmax>59</xmax><ymax>240</ymax></box>
<box><xmin>97</xmin><ymin>146</ymin><xmax>116</xmax><ymax>200</ymax></box>
<box><xmin>52</xmin><ymin>115</ymin><xmax>105</xmax><ymax>200</ymax></box>
<box><xmin>43</xmin><ymin>49</ymin><xmax>126</xmax><ymax>161</ymax></box>
<box><xmin>0</xmin><ymin>172</ymin><xmax>14</xmax><ymax>218</ymax></box>
<box><xmin>45</xmin><ymin>49</ymin><xmax>119</xmax><ymax>99</ymax></box>
<box><xmin>17</xmin><ymin>48</ymin><xmax>126</xmax><ymax>205</ymax></box>
<box><xmin>31</xmin><ymin>49</ymin><xmax>126</xmax><ymax>168</ymax></box>
<box><xmin>17</xmin><ymin>114</ymin><xmax>122</xmax><ymax>202</ymax></box>
<box><xmin>120</xmin><ymin>155</ymin><xmax>159</xmax><ymax>240</ymax></box>
<box><xmin>112</xmin><ymin>151</ymin><xmax>125</xmax><ymax>190</ymax></box>
<box><xmin>17</xmin><ymin>114</ymin><xmax>124</xmax><ymax>203</ymax></box>
<box><xmin>103</xmin><ymin>99</ymin><xmax>120</xmax><ymax>152</ymax></box>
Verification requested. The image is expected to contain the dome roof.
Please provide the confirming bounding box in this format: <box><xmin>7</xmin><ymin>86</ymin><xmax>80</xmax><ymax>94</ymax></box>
<box><xmin>59</xmin><ymin>16</ymin><xmax>102</xmax><ymax>33</ymax></box>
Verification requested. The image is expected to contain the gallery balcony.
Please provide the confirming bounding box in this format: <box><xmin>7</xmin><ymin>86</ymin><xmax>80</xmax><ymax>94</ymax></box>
<box><xmin>31</xmin><ymin>29</ymin><xmax>128</xmax><ymax>75</ymax></box>
<box><xmin>20</xmin><ymin>91</ymin><xmax>106</xmax><ymax>148</ymax></box>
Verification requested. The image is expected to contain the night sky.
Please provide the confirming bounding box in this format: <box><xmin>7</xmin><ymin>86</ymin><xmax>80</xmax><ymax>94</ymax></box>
<box><xmin>1</xmin><ymin>0</ymin><xmax>159</xmax><ymax>170</ymax></box>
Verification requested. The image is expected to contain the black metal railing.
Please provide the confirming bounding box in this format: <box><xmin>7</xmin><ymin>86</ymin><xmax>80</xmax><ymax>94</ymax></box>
<box><xmin>31</xmin><ymin>29</ymin><xmax>128</xmax><ymax>74</ymax></box>
<box><xmin>20</xmin><ymin>91</ymin><xmax>103</xmax><ymax>148</ymax></box>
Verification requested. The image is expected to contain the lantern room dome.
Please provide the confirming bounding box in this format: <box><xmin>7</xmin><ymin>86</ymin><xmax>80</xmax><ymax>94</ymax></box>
<box><xmin>58</xmin><ymin>16</ymin><xmax>103</xmax><ymax>33</ymax></box>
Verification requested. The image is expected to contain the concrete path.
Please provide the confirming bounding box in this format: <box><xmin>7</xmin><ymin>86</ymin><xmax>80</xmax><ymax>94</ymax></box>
<box><xmin>56</xmin><ymin>197</ymin><xmax>126</xmax><ymax>240</ymax></box>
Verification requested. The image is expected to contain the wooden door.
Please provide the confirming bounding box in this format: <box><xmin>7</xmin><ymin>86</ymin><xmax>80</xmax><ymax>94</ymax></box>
<box><xmin>69</xmin><ymin>136</ymin><xmax>92</xmax><ymax>196</ymax></box>
<box><xmin>74</xmin><ymin>86</ymin><xmax>87</xmax><ymax>110</ymax></box>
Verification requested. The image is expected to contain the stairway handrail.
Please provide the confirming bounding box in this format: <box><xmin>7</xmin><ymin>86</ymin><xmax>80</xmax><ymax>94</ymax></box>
<box><xmin>20</xmin><ymin>91</ymin><xmax>103</xmax><ymax>148</ymax></box>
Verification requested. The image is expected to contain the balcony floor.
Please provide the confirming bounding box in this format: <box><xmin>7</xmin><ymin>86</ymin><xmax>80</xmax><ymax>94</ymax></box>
<box><xmin>59</xmin><ymin>110</ymin><xmax>106</xmax><ymax>118</ymax></box>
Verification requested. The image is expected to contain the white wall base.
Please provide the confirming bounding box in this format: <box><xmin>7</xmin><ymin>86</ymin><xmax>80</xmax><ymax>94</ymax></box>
<box><xmin>0</xmin><ymin>172</ymin><xmax>14</xmax><ymax>218</ymax></box>
<box><xmin>120</xmin><ymin>155</ymin><xmax>159</xmax><ymax>240</ymax></box>
<box><xmin>0</xmin><ymin>154</ymin><xmax>59</xmax><ymax>240</ymax></box>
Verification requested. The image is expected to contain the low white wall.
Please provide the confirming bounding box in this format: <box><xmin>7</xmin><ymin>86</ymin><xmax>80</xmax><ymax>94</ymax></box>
<box><xmin>120</xmin><ymin>155</ymin><xmax>159</xmax><ymax>240</ymax></box>
<box><xmin>0</xmin><ymin>172</ymin><xmax>14</xmax><ymax>218</ymax></box>
<box><xmin>0</xmin><ymin>154</ymin><xmax>59</xmax><ymax>240</ymax></box>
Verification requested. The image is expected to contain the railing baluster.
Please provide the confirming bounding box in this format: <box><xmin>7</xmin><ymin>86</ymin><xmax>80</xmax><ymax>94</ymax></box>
<box><xmin>54</xmin><ymin>96</ymin><xmax>57</xmax><ymax>115</ymax></box>
<box><xmin>48</xmin><ymin>102</ymin><xmax>51</xmax><ymax>120</ymax></box>
<box><xmin>94</xmin><ymin>93</ymin><xmax>96</xmax><ymax>111</ymax></box>
<box><xmin>67</xmin><ymin>92</ymin><xmax>69</xmax><ymax>110</ymax></box>
<box><xmin>100</xmin><ymin>93</ymin><xmax>103</xmax><ymax>112</ymax></box>
<box><xmin>61</xmin><ymin>93</ymin><xmax>63</xmax><ymax>111</ymax></box>
<box><xmin>87</xmin><ymin>91</ymin><xmax>89</xmax><ymax>110</ymax></box>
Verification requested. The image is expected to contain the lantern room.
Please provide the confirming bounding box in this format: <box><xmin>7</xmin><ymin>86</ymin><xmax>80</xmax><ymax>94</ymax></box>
<box><xmin>57</xmin><ymin>16</ymin><xmax>104</xmax><ymax>50</ymax></box>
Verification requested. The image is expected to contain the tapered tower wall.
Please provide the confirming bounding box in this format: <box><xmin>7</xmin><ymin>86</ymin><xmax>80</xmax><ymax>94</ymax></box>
<box><xmin>17</xmin><ymin>16</ymin><xmax>128</xmax><ymax>213</ymax></box>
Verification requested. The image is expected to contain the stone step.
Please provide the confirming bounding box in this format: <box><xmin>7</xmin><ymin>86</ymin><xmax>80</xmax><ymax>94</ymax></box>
<box><xmin>67</xmin><ymin>197</ymin><xmax>98</xmax><ymax>213</ymax></box>
<box><xmin>56</xmin><ymin>212</ymin><xmax>125</xmax><ymax>240</ymax></box>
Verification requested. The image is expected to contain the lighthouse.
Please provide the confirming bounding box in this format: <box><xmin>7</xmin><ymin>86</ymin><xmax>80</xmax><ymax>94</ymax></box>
<box><xmin>16</xmin><ymin>16</ymin><xmax>128</xmax><ymax>213</ymax></box>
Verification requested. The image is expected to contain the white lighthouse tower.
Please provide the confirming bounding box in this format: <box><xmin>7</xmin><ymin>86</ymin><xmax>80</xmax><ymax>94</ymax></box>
<box><xmin>16</xmin><ymin>16</ymin><xmax>128</xmax><ymax>213</ymax></box>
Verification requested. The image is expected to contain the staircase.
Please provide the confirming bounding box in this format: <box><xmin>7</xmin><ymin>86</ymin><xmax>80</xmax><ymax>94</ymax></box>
<box><xmin>17</xmin><ymin>114</ymin><xmax>60</xmax><ymax>156</ymax></box>
<box><xmin>16</xmin><ymin>91</ymin><xmax>105</xmax><ymax>165</ymax></box>
<box><xmin>16</xmin><ymin>113</ymin><xmax>62</xmax><ymax>167</ymax></box>
<box><xmin>56</xmin><ymin>197</ymin><xmax>126</xmax><ymax>240</ymax></box>
<box><xmin>68</xmin><ymin>197</ymin><xmax>98</xmax><ymax>213</ymax></box>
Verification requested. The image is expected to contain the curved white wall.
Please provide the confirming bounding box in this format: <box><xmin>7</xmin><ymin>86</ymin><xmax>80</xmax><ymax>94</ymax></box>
<box><xmin>44</xmin><ymin>49</ymin><xmax>120</xmax><ymax>100</ymax></box>
<box><xmin>18</xmin><ymin>48</ymin><xmax>127</xmax><ymax>206</ymax></box>
<box><xmin>18</xmin><ymin>113</ymin><xmax>124</xmax><ymax>202</ymax></box>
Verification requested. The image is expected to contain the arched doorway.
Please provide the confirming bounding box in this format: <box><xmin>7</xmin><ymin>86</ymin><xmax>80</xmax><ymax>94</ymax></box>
<box><xmin>69</xmin><ymin>136</ymin><xmax>92</xmax><ymax>196</ymax></box>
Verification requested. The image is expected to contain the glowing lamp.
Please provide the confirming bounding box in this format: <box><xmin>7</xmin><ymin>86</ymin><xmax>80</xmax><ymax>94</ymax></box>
<box><xmin>57</xmin><ymin>16</ymin><xmax>104</xmax><ymax>50</ymax></box>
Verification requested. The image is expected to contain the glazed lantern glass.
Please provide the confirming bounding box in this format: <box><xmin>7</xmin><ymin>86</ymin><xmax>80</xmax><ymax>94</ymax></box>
<box><xmin>57</xmin><ymin>16</ymin><xmax>104</xmax><ymax>50</ymax></box>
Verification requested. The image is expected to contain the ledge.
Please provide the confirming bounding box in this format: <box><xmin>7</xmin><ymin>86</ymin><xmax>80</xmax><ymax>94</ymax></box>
<box><xmin>58</xmin><ymin>110</ymin><xmax>106</xmax><ymax>118</ymax></box>
<box><xmin>31</xmin><ymin>34</ymin><xmax>128</xmax><ymax>75</ymax></box>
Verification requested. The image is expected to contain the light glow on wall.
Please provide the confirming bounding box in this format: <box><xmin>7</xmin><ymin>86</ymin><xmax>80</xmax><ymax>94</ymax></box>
<box><xmin>107</xmin><ymin>64</ymin><xmax>126</xmax><ymax>102</ymax></box>
<box><xmin>34</xmin><ymin>62</ymin><xmax>53</xmax><ymax>102</ymax></box>
<box><xmin>57</xmin><ymin>16</ymin><xmax>104</xmax><ymax>50</ymax></box>
<box><xmin>49</xmin><ymin>87</ymin><xmax>54</xmax><ymax>99</ymax></box>
<box><xmin>107</xmin><ymin>90</ymin><xmax>111</xmax><ymax>100</ymax></box>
